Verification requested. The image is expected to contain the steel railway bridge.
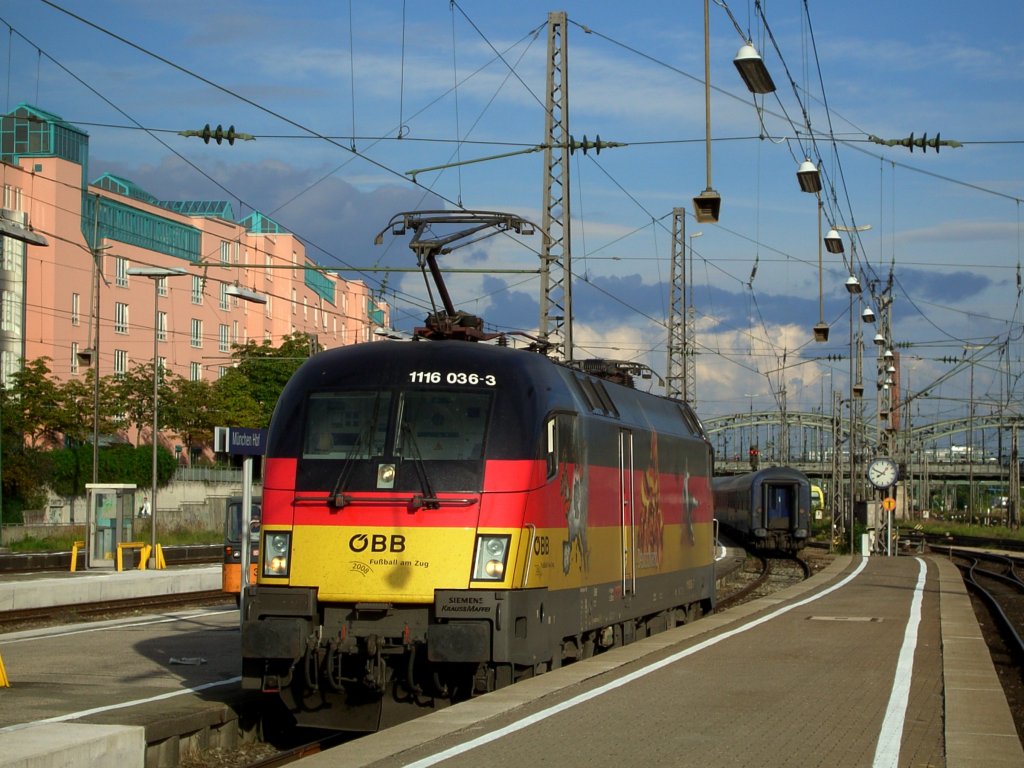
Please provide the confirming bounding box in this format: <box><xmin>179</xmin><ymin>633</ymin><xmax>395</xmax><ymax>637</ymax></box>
<box><xmin>702</xmin><ymin>409</ymin><xmax>1022</xmax><ymax>523</ymax></box>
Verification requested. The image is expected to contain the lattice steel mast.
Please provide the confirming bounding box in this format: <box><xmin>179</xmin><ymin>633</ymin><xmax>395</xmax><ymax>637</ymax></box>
<box><xmin>667</xmin><ymin>208</ymin><xmax>686</xmax><ymax>399</ymax></box>
<box><xmin>538</xmin><ymin>11</ymin><xmax>572</xmax><ymax>361</ymax></box>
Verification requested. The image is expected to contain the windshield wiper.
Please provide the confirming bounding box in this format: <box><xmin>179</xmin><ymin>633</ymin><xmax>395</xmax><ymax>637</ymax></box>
<box><xmin>329</xmin><ymin>393</ymin><xmax>384</xmax><ymax>507</ymax></box>
<box><xmin>399</xmin><ymin>420</ymin><xmax>439</xmax><ymax>509</ymax></box>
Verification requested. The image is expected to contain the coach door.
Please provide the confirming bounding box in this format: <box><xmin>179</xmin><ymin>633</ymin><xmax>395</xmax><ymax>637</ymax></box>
<box><xmin>765</xmin><ymin>481</ymin><xmax>794</xmax><ymax>531</ymax></box>
<box><xmin>620</xmin><ymin>429</ymin><xmax>635</xmax><ymax>595</ymax></box>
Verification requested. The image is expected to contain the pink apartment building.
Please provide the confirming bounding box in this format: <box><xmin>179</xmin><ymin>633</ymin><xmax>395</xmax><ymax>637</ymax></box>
<box><xmin>0</xmin><ymin>104</ymin><xmax>387</xmax><ymax>420</ymax></box>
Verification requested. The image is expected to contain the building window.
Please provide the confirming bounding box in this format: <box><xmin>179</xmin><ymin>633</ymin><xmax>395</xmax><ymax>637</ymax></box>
<box><xmin>157</xmin><ymin>311</ymin><xmax>167</xmax><ymax>341</ymax></box>
<box><xmin>114</xmin><ymin>349</ymin><xmax>128</xmax><ymax>376</ymax></box>
<box><xmin>220</xmin><ymin>240</ymin><xmax>230</xmax><ymax>265</ymax></box>
<box><xmin>0</xmin><ymin>290</ymin><xmax>19</xmax><ymax>334</ymax></box>
<box><xmin>115</xmin><ymin>257</ymin><xmax>128</xmax><ymax>287</ymax></box>
<box><xmin>2</xmin><ymin>236</ymin><xmax>18</xmax><ymax>272</ymax></box>
<box><xmin>291</xmin><ymin>288</ymin><xmax>297</xmax><ymax>315</ymax></box>
<box><xmin>192</xmin><ymin>275</ymin><xmax>203</xmax><ymax>304</ymax></box>
<box><xmin>71</xmin><ymin>292</ymin><xmax>80</xmax><ymax>325</ymax></box>
<box><xmin>219</xmin><ymin>283</ymin><xmax>229</xmax><ymax>310</ymax></box>
<box><xmin>157</xmin><ymin>276</ymin><xmax>168</xmax><ymax>297</ymax></box>
<box><xmin>217</xmin><ymin>366</ymin><xmax>228</xmax><ymax>379</ymax></box>
<box><xmin>114</xmin><ymin>302</ymin><xmax>129</xmax><ymax>334</ymax></box>
<box><xmin>190</xmin><ymin>362</ymin><xmax>202</xmax><ymax>381</ymax></box>
<box><xmin>219</xmin><ymin>324</ymin><xmax>229</xmax><ymax>353</ymax></box>
<box><xmin>191</xmin><ymin>318</ymin><xmax>203</xmax><ymax>348</ymax></box>
<box><xmin>71</xmin><ymin>342</ymin><xmax>79</xmax><ymax>375</ymax></box>
<box><xmin>232</xmin><ymin>320</ymin><xmax>239</xmax><ymax>345</ymax></box>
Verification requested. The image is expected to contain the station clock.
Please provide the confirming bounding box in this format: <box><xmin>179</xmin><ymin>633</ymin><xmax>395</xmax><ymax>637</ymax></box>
<box><xmin>866</xmin><ymin>456</ymin><xmax>899</xmax><ymax>490</ymax></box>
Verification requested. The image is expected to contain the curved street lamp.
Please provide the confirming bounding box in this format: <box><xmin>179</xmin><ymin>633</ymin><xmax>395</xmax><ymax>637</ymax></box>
<box><xmin>127</xmin><ymin>266</ymin><xmax>187</xmax><ymax>567</ymax></box>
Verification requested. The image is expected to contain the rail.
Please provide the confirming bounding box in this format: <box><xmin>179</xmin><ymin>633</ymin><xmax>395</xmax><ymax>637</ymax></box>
<box><xmin>939</xmin><ymin>546</ymin><xmax>1024</xmax><ymax>663</ymax></box>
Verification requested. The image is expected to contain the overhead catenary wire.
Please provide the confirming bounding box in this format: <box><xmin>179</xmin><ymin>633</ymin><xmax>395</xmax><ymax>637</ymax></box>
<box><xmin>5</xmin><ymin>3</ymin><xmax>1020</xmax><ymax>418</ymax></box>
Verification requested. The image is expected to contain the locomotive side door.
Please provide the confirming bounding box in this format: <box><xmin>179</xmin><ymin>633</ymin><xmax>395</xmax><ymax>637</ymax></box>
<box><xmin>619</xmin><ymin>429</ymin><xmax>635</xmax><ymax>596</ymax></box>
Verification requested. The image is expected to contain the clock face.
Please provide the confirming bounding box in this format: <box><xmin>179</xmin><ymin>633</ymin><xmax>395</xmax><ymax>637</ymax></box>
<box><xmin>867</xmin><ymin>457</ymin><xmax>898</xmax><ymax>489</ymax></box>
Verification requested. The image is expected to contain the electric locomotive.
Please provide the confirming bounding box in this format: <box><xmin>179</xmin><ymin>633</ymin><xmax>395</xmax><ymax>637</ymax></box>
<box><xmin>712</xmin><ymin>466</ymin><xmax>811</xmax><ymax>553</ymax></box>
<box><xmin>240</xmin><ymin>211</ymin><xmax>717</xmax><ymax>732</ymax></box>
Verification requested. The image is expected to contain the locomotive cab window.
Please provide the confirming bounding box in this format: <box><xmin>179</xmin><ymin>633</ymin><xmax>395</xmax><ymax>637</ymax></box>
<box><xmin>304</xmin><ymin>391</ymin><xmax>391</xmax><ymax>459</ymax></box>
<box><xmin>545</xmin><ymin>413</ymin><xmax>579</xmax><ymax>480</ymax></box>
<box><xmin>395</xmin><ymin>391</ymin><xmax>491</xmax><ymax>461</ymax></box>
<box><xmin>296</xmin><ymin>387</ymin><xmax>493</xmax><ymax>494</ymax></box>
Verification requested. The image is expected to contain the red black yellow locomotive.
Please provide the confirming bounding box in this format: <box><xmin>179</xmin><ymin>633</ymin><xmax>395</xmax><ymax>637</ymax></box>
<box><xmin>240</xmin><ymin>212</ymin><xmax>717</xmax><ymax>731</ymax></box>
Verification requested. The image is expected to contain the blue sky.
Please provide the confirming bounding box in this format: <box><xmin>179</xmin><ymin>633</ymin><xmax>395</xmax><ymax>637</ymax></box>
<box><xmin>1</xmin><ymin>0</ymin><xmax>1022</xmax><ymax>425</ymax></box>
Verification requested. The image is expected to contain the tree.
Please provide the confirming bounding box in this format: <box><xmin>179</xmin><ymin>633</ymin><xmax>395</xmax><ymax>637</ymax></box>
<box><xmin>161</xmin><ymin>374</ymin><xmax>217</xmax><ymax>456</ymax></box>
<box><xmin>229</xmin><ymin>332</ymin><xmax>317</xmax><ymax>425</ymax></box>
<box><xmin>8</xmin><ymin>358</ymin><xmax>68</xmax><ymax>448</ymax></box>
<box><xmin>108</xmin><ymin>362</ymin><xmax>159</xmax><ymax>446</ymax></box>
<box><xmin>210</xmin><ymin>369</ymin><xmax>264</xmax><ymax>428</ymax></box>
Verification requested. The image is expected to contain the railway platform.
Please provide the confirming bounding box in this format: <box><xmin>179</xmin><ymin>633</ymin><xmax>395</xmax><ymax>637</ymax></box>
<box><xmin>0</xmin><ymin>563</ymin><xmax>220</xmax><ymax>613</ymax></box>
<box><xmin>300</xmin><ymin>553</ymin><xmax>1023</xmax><ymax>768</ymax></box>
<box><xmin>0</xmin><ymin>554</ymin><xmax>1021</xmax><ymax>767</ymax></box>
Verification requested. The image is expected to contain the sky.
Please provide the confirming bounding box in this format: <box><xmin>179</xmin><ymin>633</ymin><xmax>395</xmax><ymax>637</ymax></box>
<box><xmin>1</xmin><ymin>0</ymin><xmax>1022</xmax><ymax>429</ymax></box>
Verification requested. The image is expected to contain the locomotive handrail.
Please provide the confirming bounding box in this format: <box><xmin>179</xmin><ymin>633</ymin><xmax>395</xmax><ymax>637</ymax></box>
<box><xmin>291</xmin><ymin>493</ymin><xmax>477</xmax><ymax>509</ymax></box>
<box><xmin>523</xmin><ymin>523</ymin><xmax>537</xmax><ymax>588</ymax></box>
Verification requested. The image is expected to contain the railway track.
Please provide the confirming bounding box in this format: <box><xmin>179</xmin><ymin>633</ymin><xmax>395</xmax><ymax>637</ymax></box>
<box><xmin>0</xmin><ymin>590</ymin><xmax>232</xmax><ymax>633</ymax></box>
<box><xmin>939</xmin><ymin>547</ymin><xmax>1024</xmax><ymax>662</ymax></box>
<box><xmin>715</xmin><ymin>552</ymin><xmax>814</xmax><ymax>612</ymax></box>
<box><xmin>932</xmin><ymin>545</ymin><xmax>1024</xmax><ymax>741</ymax></box>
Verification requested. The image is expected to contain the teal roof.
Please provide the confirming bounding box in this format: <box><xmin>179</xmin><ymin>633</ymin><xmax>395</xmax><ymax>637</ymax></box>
<box><xmin>93</xmin><ymin>173</ymin><xmax>158</xmax><ymax>204</ymax></box>
<box><xmin>4</xmin><ymin>103</ymin><xmax>87</xmax><ymax>136</ymax></box>
<box><xmin>1</xmin><ymin>103</ymin><xmax>88</xmax><ymax>167</ymax></box>
<box><xmin>91</xmin><ymin>173</ymin><xmax>234</xmax><ymax>222</ymax></box>
<box><xmin>158</xmin><ymin>199</ymin><xmax>235</xmax><ymax>221</ymax></box>
<box><xmin>240</xmin><ymin>211</ymin><xmax>290</xmax><ymax>234</ymax></box>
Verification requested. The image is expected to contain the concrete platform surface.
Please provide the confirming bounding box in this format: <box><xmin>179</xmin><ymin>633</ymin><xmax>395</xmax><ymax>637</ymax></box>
<box><xmin>2</xmin><ymin>555</ymin><xmax>1022</xmax><ymax>767</ymax></box>
<box><xmin>296</xmin><ymin>554</ymin><xmax>1023</xmax><ymax>768</ymax></box>
<box><xmin>0</xmin><ymin>565</ymin><xmax>221</xmax><ymax>612</ymax></box>
<box><xmin>0</xmin><ymin>723</ymin><xmax>144</xmax><ymax>768</ymax></box>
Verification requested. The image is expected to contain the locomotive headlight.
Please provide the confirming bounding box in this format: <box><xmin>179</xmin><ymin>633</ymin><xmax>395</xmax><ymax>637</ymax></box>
<box><xmin>262</xmin><ymin>532</ymin><xmax>291</xmax><ymax>578</ymax></box>
<box><xmin>472</xmin><ymin>534</ymin><xmax>510</xmax><ymax>582</ymax></box>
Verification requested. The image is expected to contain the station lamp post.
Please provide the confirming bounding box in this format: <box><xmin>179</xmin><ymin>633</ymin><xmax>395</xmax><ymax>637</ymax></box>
<box><xmin>127</xmin><ymin>266</ymin><xmax>187</xmax><ymax>567</ymax></box>
<box><xmin>0</xmin><ymin>210</ymin><xmax>48</xmax><ymax>546</ymax></box>
<box><xmin>833</xmin><ymin>223</ymin><xmax>871</xmax><ymax>553</ymax></box>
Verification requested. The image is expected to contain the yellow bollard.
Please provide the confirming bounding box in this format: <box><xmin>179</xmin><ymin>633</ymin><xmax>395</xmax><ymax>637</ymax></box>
<box><xmin>155</xmin><ymin>543</ymin><xmax>166</xmax><ymax>570</ymax></box>
<box><xmin>116</xmin><ymin>542</ymin><xmax>147</xmax><ymax>572</ymax></box>
<box><xmin>70</xmin><ymin>540</ymin><xmax>85</xmax><ymax>572</ymax></box>
<box><xmin>0</xmin><ymin>653</ymin><xmax>9</xmax><ymax>687</ymax></box>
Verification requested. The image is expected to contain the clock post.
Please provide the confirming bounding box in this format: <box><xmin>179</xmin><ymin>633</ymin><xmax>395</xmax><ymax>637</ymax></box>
<box><xmin>866</xmin><ymin>457</ymin><xmax>899</xmax><ymax>556</ymax></box>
